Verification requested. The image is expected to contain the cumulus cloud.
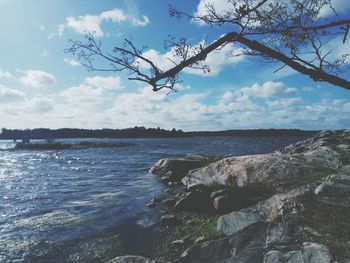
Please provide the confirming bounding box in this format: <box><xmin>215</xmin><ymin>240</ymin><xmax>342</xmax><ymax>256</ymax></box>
<box><xmin>106</xmin><ymin>82</ymin><xmax>349</xmax><ymax>130</ymax></box>
<box><xmin>27</xmin><ymin>95</ymin><xmax>54</xmax><ymax>113</ymax></box>
<box><xmin>0</xmin><ymin>69</ymin><xmax>12</xmax><ymax>78</ymax></box>
<box><xmin>0</xmin><ymin>85</ymin><xmax>25</xmax><ymax>103</ymax></box>
<box><xmin>109</xmin><ymin>82</ymin><xmax>350</xmax><ymax>130</ymax></box>
<box><xmin>193</xmin><ymin>0</ymin><xmax>234</xmax><ymax>25</ymax></box>
<box><xmin>0</xmin><ymin>73</ymin><xmax>348</xmax><ymax>130</ymax></box>
<box><xmin>84</xmin><ymin>76</ymin><xmax>123</xmax><ymax>90</ymax></box>
<box><xmin>51</xmin><ymin>8</ymin><xmax>149</xmax><ymax>38</ymax></box>
<box><xmin>139</xmin><ymin>41</ymin><xmax>244</xmax><ymax>77</ymax></box>
<box><xmin>20</xmin><ymin>70</ymin><xmax>56</xmax><ymax>89</ymax></box>
<box><xmin>239</xmin><ymin>81</ymin><xmax>297</xmax><ymax>98</ymax></box>
<box><xmin>221</xmin><ymin>81</ymin><xmax>298</xmax><ymax>102</ymax></box>
<box><xmin>60</xmin><ymin>76</ymin><xmax>123</xmax><ymax>104</ymax></box>
<box><xmin>63</xmin><ymin>58</ymin><xmax>81</xmax><ymax>67</ymax></box>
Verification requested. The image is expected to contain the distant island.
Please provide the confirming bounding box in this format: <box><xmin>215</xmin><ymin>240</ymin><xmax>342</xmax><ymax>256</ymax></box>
<box><xmin>0</xmin><ymin>127</ymin><xmax>319</xmax><ymax>140</ymax></box>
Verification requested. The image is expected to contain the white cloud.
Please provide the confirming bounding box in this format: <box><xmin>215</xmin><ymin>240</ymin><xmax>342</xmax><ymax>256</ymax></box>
<box><xmin>40</xmin><ymin>49</ymin><xmax>49</xmax><ymax>58</ymax></box>
<box><xmin>49</xmin><ymin>24</ymin><xmax>65</xmax><ymax>39</ymax></box>
<box><xmin>131</xmin><ymin>15</ymin><xmax>150</xmax><ymax>27</ymax></box>
<box><xmin>0</xmin><ymin>85</ymin><xmax>25</xmax><ymax>103</ymax></box>
<box><xmin>267</xmin><ymin>97</ymin><xmax>303</xmax><ymax>109</ymax></box>
<box><xmin>51</xmin><ymin>8</ymin><xmax>149</xmax><ymax>38</ymax></box>
<box><xmin>27</xmin><ymin>95</ymin><xmax>54</xmax><ymax>113</ymax></box>
<box><xmin>60</xmin><ymin>76</ymin><xmax>123</xmax><ymax>104</ymax></box>
<box><xmin>239</xmin><ymin>81</ymin><xmax>297</xmax><ymax>98</ymax></box>
<box><xmin>0</xmin><ymin>69</ymin><xmax>12</xmax><ymax>78</ymax></box>
<box><xmin>63</xmin><ymin>58</ymin><xmax>81</xmax><ymax>67</ymax></box>
<box><xmin>104</xmin><ymin>82</ymin><xmax>349</xmax><ymax>131</ymax></box>
<box><xmin>84</xmin><ymin>76</ymin><xmax>123</xmax><ymax>90</ymax></box>
<box><xmin>0</xmin><ymin>79</ymin><xmax>348</xmax><ymax>130</ymax></box>
<box><xmin>20</xmin><ymin>70</ymin><xmax>56</xmax><ymax>89</ymax></box>
<box><xmin>139</xmin><ymin>41</ymin><xmax>244</xmax><ymax>77</ymax></box>
<box><xmin>193</xmin><ymin>0</ymin><xmax>234</xmax><ymax>25</ymax></box>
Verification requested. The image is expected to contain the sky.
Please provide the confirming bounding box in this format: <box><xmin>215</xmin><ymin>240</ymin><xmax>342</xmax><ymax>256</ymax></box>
<box><xmin>0</xmin><ymin>0</ymin><xmax>349</xmax><ymax>131</ymax></box>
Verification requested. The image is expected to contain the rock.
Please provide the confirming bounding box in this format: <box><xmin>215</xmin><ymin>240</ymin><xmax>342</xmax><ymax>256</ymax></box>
<box><xmin>218</xmin><ymin>186</ymin><xmax>311</xmax><ymax>236</ymax></box>
<box><xmin>161</xmin><ymin>215</ymin><xmax>177</xmax><ymax>226</ymax></box>
<box><xmin>161</xmin><ymin>175</ymin><xmax>171</xmax><ymax>183</ymax></box>
<box><xmin>210</xmin><ymin>189</ymin><xmax>227</xmax><ymax>200</ymax></box>
<box><xmin>340</xmin><ymin>165</ymin><xmax>350</xmax><ymax>174</ymax></box>
<box><xmin>174</xmin><ymin>190</ymin><xmax>213</xmax><ymax>212</ymax></box>
<box><xmin>301</xmin><ymin>147</ymin><xmax>342</xmax><ymax>170</ymax></box>
<box><xmin>151</xmin><ymin>197</ymin><xmax>161</xmax><ymax>203</ymax></box>
<box><xmin>181</xmin><ymin>130</ymin><xmax>350</xmax><ymax>189</ymax></box>
<box><xmin>314</xmin><ymin>173</ymin><xmax>350</xmax><ymax>207</ymax></box>
<box><xmin>163</xmin><ymin>198</ymin><xmax>177</xmax><ymax>207</ymax></box>
<box><xmin>171</xmin><ymin>239</ymin><xmax>185</xmax><ymax>246</ymax></box>
<box><xmin>146</xmin><ymin>202</ymin><xmax>157</xmax><ymax>208</ymax></box>
<box><xmin>165</xmin><ymin>188</ymin><xmax>174</xmax><ymax>194</ymax></box>
<box><xmin>182</xmin><ymin>154</ymin><xmax>313</xmax><ymax>188</ymax></box>
<box><xmin>177</xmin><ymin>222</ymin><xmax>331</xmax><ymax>263</ymax></box>
<box><xmin>106</xmin><ymin>255</ymin><xmax>157</xmax><ymax>263</ymax></box>
<box><xmin>213</xmin><ymin>196</ymin><xmax>231</xmax><ymax>213</ymax></box>
<box><xmin>150</xmin><ymin>157</ymin><xmax>205</xmax><ymax>182</ymax></box>
<box><xmin>194</xmin><ymin>236</ymin><xmax>207</xmax><ymax>244</ymax></box>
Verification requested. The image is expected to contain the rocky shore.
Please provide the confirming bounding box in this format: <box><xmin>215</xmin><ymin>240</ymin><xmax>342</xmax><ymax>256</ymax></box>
<box><xmin>108</xmin><ymin>130</ymin><xmax>350</xmax><ymax>263</ymax></box>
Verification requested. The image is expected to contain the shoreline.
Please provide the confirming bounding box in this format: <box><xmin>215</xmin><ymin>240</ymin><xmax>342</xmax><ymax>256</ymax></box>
<box><xmin>110</xmin><ymin>129</ymin><xmax>350</xmax><ymax>263</ymax></box>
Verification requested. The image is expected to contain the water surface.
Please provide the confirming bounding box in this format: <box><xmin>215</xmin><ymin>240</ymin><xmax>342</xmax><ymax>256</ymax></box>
<box><xmin>0</xmin><ymin>136</ymin><xmax>304</xmax><ymax>262</ymax></box>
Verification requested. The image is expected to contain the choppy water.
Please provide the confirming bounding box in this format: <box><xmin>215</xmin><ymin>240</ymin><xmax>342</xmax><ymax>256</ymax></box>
<box><xmin>0</xmin><ymin>136</ymin><xmax>304</xmax><ymax>262</ymax></box>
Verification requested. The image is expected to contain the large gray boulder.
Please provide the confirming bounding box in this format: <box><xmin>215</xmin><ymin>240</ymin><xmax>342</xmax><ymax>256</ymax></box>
<box><xmin>150</xmin><ymin>155</ymin><xmax>205</xmax><ymax>182</ymax></box>
<box><xmin>218</xmin><ymin>186</ymin><xmax>311</xmax><ymax>236</ymax></box>
<box><xmin>181</xmin><ymin>130</ymin><xmax>350</xmax><ymax>189</ymax></box>
<box><xmin>106</xmin><ymin>255</ymin><xmax>157</xmax><ymax>263</ymax></box>
<box><xmin>182</xmin><ymin>154</ymin><xmax>313</xmax><ymax>188</ymax></box>
<box><xmin>176</xmin><ymin>222</ymin><xmax>331</xmax><ymax>263</ymax></box>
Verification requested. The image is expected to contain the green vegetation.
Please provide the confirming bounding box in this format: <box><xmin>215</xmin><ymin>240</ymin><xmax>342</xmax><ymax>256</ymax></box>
<box><xmin>285</xmin><ymin>193</ymin><xmax>350</xmax><ymax>263</ymax></box>
<box><xmin>152</xmin><ymin>212</ymin><xmax>222</xmax><ymax>262</ymax></box>
<box><xmin>273</xmin><ymin>167</ymin><xmax>335</xmax><ymax>189</ymax></box>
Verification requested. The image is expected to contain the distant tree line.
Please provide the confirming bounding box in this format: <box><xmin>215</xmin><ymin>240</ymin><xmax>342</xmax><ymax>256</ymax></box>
<box><xmin>0</xmin><ymin>127</ymin><xmax>318</xmax><ymax>140</ymax></box>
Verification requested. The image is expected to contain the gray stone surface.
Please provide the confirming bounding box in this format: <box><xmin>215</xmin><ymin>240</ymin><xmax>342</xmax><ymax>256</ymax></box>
<box><xmin>177</xmin><ymin>223</ymin><xmax>331</xmax><ymax>263</ymax></box>
<box><xmin>150</xmin><ymin>156</ymin><xmax>204</xmax><ymax>182</ymax></box>
<box><xmin>218</xmin><ymin>186</ymin><xmax>310</xmax><ymax>236</ymax></box>
<box><xmin>106</xmin><ymin>255</ymin><xmax>157</xmax><ymax>263</ymax></box>
<box><xmin>314</xmin><ymin>173</ymin><xmax>350</xmax><ymax>207</ymax></box>
<box><xmin>182</xmin><ymin>154</ymin><xmax>313</xmax><ymax>188</ymax></box>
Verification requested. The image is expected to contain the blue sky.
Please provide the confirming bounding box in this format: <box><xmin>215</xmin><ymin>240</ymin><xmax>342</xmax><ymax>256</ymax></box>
<box><xmin>0</xmin><ymin>0</ymin><xmax>349</xmax><ymax>131</ymax></box>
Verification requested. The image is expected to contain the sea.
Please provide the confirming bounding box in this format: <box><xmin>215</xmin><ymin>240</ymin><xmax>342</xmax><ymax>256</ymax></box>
<box><xmin>0</xmin><ymin>136</ymin><xmax>304</xmax><ymax>262</ymax></box>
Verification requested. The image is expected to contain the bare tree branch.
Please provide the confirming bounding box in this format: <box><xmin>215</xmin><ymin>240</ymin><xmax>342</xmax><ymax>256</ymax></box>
<box><xmin>66</xmin><ymin>0</ymin><xmax>350</xmax><ymax>92</ymax></box>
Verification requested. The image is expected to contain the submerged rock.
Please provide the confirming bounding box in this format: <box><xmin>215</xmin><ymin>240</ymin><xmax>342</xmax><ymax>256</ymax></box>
<box><xmin>177</xmin><ymin>222</ymin><xmax>331</xmax><ymax>263</ymax></box>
